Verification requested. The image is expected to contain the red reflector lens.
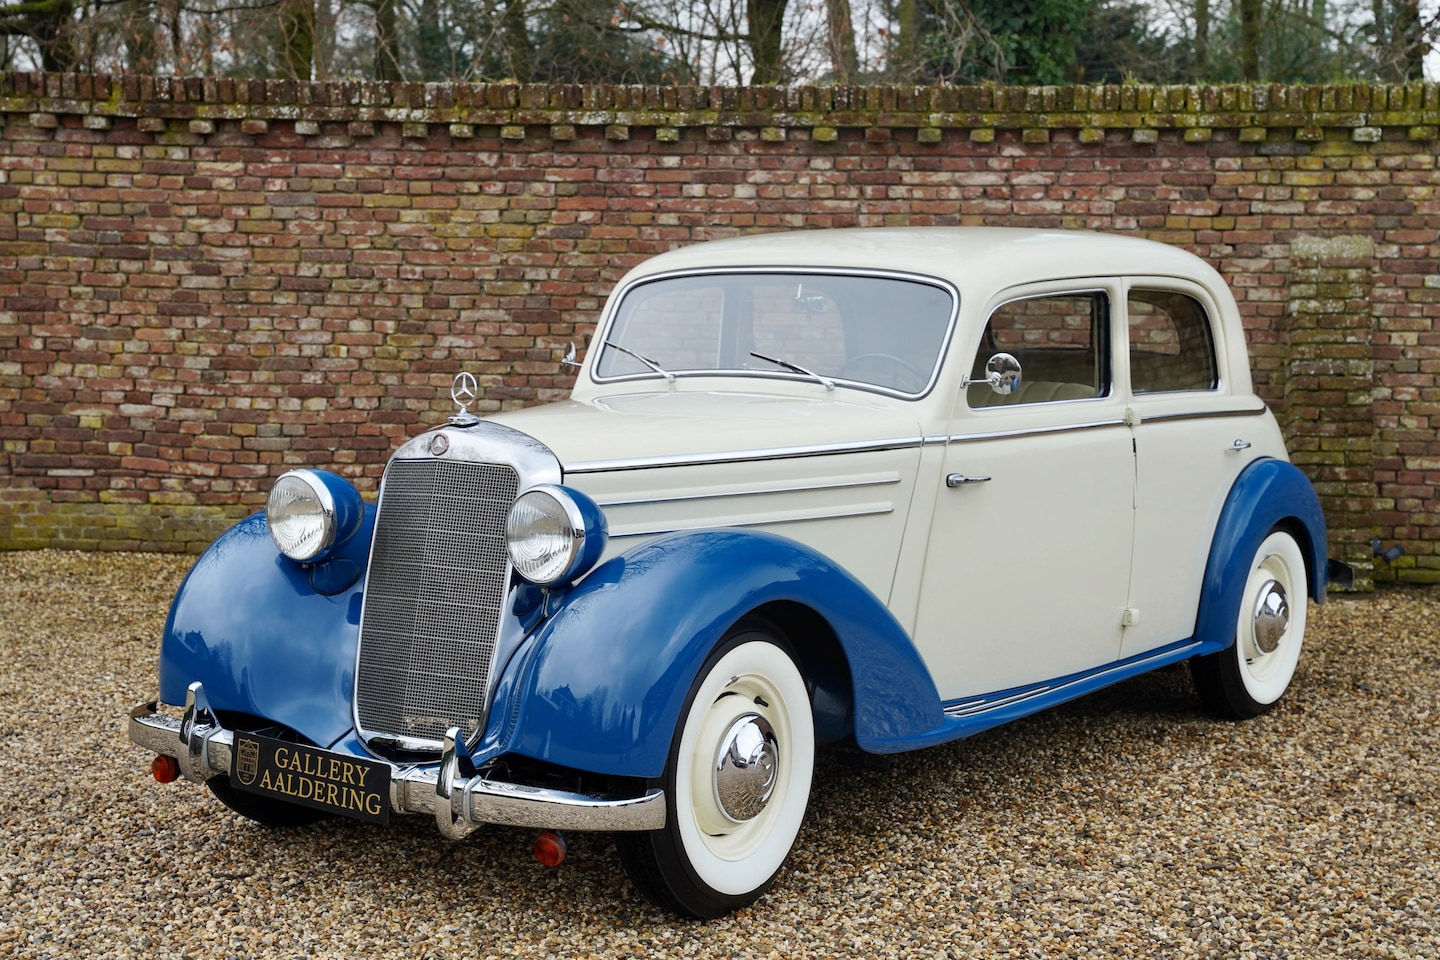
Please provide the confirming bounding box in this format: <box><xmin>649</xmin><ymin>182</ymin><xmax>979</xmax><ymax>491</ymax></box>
<box><xmin>151</xmin><ymin>755</ymin><xmax>180</xmax><ymax>784</ymax></box>
<box><xmin>533</xmin><ymin>831</ymin><xmax>567</xmax><ymax>867</ymax></box>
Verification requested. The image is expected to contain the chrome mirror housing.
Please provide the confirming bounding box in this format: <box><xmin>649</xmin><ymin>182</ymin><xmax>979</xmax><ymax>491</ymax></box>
<box><xmin>983</xmin><ymin>352</ymin><xmax>1022</xmax><ymax>395</ymax></box>
<box><xmin>963</xmin><ymin>352</ymin><xmax>1022</xmax><ymax>396</ymax></box>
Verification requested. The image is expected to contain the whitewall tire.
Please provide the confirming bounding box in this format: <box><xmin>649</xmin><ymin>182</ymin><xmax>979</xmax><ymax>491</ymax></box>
<box><xmin>1191</xmin><ymin>529</ymin><xmax>1309</xmax><ymax>719</ymax></box>
<box><xmin>617</xmin><ymin>620</ymin><xmax>814</xmax><ymax>918</ymax></box>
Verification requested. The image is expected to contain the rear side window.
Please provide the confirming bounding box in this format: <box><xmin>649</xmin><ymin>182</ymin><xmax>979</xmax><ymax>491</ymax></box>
<box><xmin>1127</xmin><ymin>291</ymin><xmax>1218</xmax><ymax>394</ymax></box>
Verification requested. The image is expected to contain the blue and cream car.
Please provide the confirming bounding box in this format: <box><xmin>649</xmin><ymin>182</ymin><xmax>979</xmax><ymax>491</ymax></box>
<box><xmin>131</xmin><ymin>228</ymin><xmax>1336</xmax><ymax>917</ymax></box>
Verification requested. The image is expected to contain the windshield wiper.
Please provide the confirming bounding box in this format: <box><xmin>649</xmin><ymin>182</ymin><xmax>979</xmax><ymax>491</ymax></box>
<box><xmin>749</xmin><ymin>351</ymin><xmax>836</xmax><ymax>391</ymax></box>
<box><xmin>605</xmin><ymin>340</ymin><xmax>675</xmax><ymax>383</ymax></box>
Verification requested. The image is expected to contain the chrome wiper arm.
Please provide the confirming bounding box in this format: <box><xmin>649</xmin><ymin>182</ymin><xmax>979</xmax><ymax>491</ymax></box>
<box><xmin>604</xmin><ymin>340</ymin><xmax>675</xmax><ymax>383</ymax></box>
<box><xmin>749</xmin><ymin>351</ymin><xmax>836</xmax><ymax>391</ymax></box>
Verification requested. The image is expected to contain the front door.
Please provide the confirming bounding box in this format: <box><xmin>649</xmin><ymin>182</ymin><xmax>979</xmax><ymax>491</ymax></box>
<box><xmin>914</xmin><ymin>286</ymin><xmax>1135</xmax><ymax>702</ymax></box>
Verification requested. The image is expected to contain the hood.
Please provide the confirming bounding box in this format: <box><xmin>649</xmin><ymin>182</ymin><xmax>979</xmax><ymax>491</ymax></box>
<box><xmin>487</xmin><ymin>390</ymin><xmax>924</xmax><ymax>471</ymax></box>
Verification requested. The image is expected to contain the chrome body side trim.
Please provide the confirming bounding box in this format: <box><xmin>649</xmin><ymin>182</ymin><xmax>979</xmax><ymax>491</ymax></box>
<box><xmin>942</xmin><ymin>407</ymin><xmax>1266</xmax><ymax>446</ymax></box>
<box><xmin>596</xmin><ymin>474</ymin><xmax>901</xmax><ymax>509</ymax></box>
<box><xmin>942</xmin><ymin>641</ymin><xmax>1203</xmax><ymax>719</ymax></box>
<box><xmin>1136</xmin><ymin>406</ymin><xmax>1268</xmax><ymax>424</ymax></box>
<box><xmin>946</xmin><ymin>419</ymin><xmax>1129</xmax><ymax>444</ymax></box>
<box><xmin>565</xmin><ymin>437</ymin><xmax>926</xmax><ymax>474</ymax></box>
<box><xmin>607</xmin><ymin>501</ymin><xmax>895</xmax><ymax>540</ymax></box>
<box><xmin>130</xmin><ymin>686</ymin><xmax>666</xmax><ymax>834</ymax></box>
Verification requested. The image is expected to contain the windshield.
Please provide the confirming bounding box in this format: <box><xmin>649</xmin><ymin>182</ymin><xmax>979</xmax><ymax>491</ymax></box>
<box><xmin>593</xmin><ymin>271</ymin><xmax>957</xmax><ymax>397</ymax></box>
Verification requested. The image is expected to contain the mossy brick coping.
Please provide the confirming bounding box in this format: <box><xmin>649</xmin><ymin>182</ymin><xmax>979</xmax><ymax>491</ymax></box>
<box><xmin>1</xmin><ymin>72</ymin><xmax>1438</xmax><ymax>136</ymax></box>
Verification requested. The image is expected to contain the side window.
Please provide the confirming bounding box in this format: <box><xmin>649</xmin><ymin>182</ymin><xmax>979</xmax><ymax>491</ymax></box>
<box><xmin>968</xmin><ymin>292</ymin><xmax>1107</xmax><ymax>407</ymax></box>
<box><xmin>1127</xmin><ymin>291</ymin><xmax>1218</xmax><ymax>394</ymax></box>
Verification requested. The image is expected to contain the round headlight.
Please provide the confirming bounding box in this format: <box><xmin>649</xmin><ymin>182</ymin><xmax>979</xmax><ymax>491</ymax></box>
<box><xmin>506</xmin><ymin>485</ymin><xmax>607</xmax><ymax>586</ymax></box>
<box><xmin>266</xmin><ymin>469</ymin><xmax>364</xmax><ymax>562</ymax></box>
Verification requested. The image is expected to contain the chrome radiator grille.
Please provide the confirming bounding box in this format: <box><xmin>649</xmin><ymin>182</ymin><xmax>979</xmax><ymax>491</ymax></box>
<box><xmin>355</xmin><ymin>458</ymin><xmax>519</xmax><ymax>748</ymax></box>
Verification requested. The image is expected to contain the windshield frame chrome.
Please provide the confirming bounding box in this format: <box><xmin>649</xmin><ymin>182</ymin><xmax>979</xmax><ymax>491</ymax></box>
<box><xmin>589</xmin><ymin>266</ymin><xmax>961</xmax><ymax>401</ymax></box>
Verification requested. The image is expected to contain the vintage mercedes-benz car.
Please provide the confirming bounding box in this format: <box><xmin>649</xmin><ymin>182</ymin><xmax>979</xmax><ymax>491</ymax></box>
<box><xmin>131</xmin><ymin>227</ymin><xmax>1336</xmax><ymax>918</ymax></box>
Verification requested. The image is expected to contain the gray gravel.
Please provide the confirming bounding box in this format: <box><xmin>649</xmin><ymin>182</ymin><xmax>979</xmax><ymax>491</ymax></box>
<box><xmin>1</xmin><ymin>549</ymin><xmax>1437</xmax><ymax>958</ymax></box>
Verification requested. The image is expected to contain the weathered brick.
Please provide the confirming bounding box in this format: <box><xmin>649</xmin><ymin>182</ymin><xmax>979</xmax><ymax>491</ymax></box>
<box><xmin>0</xmin><ymin>77</ymin><xmax>1437</xmax><ymax>574</ymax></box>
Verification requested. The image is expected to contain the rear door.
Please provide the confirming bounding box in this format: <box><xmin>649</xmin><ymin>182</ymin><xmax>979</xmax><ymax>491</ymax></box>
<box><xmin>1120</xmin><ymin>279</ymin><xmax>1267</xmax><ymax>657</ymax></box>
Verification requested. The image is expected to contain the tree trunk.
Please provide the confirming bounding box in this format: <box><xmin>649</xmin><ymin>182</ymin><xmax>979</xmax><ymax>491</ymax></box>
<box><xmin>281</xmin><ymin>0</ymin><xmax>316</xmax><ymax>80</ymax></box>
<box><xmin>375</xmin><ymin>0</ymin><xmax>402</xmax><ymax>80</ymax></box>
<box><xmin>896</xmin><ymin>0</ymin><xmax>917</xmax><ymax>79</ymax></box>
<box><xmin>1194</xmin><ymin>0</ymin><xmax>1209</xmax><ymax>76</ymax></box>
<box><xmin>1393</xmin><ymin>0</ymin><xmax>1426</xmax><ymax>80</ymax></box>
<box><xmin>1239</xmin><ymin>0</ymin><xmax>1261</xmax><ymax>79</ymax></box>
<box><xmin>499</xmin><ymin>0</ymin><xmax>532</xmax><ymax>81</ymax></box>
<box><xmin>826</xmin><ymin>0</ymin><xmax>858</xmax><ymax>82</ymax></box>
<box><xmin>745</xmin><ymin>0</ymin><xmax>788</xmax><ymax>84</ymax></box>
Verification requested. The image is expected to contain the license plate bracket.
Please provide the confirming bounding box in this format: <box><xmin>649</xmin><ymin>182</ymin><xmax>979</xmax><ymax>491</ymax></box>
<box><xmin>230</xmin><ymin>733</ymin><xmax>391</xmax><ymax>825</ymax></box>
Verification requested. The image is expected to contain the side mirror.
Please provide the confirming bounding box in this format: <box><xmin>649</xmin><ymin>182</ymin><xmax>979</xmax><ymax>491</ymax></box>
<box><xmin>965</xmin><ymin>352</ymin><xmax>1022</xmax><ymax>396</ymax></box>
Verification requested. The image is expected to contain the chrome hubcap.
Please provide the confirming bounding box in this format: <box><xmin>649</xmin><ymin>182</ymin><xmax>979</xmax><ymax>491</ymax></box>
<box><xmin>1252</xmin><ymin>579</ymin><xmax>1289</xmax><ymax>654</ymax></box>
<box><xmin>713</xmin><ymin>714</ymin><xmax>778</xmax><ymax>823</ymax></box>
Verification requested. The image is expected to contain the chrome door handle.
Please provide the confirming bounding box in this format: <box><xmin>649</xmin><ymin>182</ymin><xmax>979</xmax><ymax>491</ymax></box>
<box><xmin>946</xmin><ymin>473</ymin><xmax>991</xmax><ymax>487</ymax></box>
<box><xmin>1228</xmin><ymin>439</ymin><xmax>1252</xmax><ymax>452</ymax></box>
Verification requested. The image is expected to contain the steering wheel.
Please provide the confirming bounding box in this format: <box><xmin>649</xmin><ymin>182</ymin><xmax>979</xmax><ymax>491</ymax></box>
<box><xmin>839</xmin><ymin>353</ymin><xmax>929</xmax><ymax>393</ymax></box>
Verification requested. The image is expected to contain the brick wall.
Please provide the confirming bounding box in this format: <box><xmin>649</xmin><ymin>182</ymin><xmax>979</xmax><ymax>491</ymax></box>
<box><xmin>0</xmin><ymin>74</ymin><xmax>1437</xmax><ymax>584</ymax></box>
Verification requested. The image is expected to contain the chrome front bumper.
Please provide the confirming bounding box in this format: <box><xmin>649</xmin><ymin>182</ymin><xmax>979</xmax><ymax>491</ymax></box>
<box><xmin>129</xmin><ymin>682</ymin><xmax>665</xmax><ymax>836</ymax></box>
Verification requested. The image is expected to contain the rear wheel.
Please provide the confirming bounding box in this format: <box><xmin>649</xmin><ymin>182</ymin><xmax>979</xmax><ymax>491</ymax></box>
<box><xmin>1191</xmin><ymin>529</ymin><xmax>1308</xmax><ymax>719</ymax></box>
<box><xmin>618</xmin><ymin>621</ymin><xmax>814</xmax><ymax>918</ymax></box>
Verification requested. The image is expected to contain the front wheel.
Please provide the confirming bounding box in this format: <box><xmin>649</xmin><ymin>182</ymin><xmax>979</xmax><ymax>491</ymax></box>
<box><xmin>617</xmin><ymin>622</ymin><xmax>814</xmax><ymax>918</ymax></box>
<box><xmin>1191</xmin><ymin>529</ymin><xmax>1309</xmax><ymax>719</ymax></box>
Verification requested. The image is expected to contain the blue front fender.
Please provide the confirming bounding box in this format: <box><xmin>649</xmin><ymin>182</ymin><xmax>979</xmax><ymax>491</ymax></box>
<box><xmin>158</xmin><ymin>509</ymin><xmax>373</xmax><ymax>749</ymax></box>
<box><xmin>505</xmin><ymin>530</ymin><xmax>946</xmax><ymax>780</ymax></box>
<box><xmin>1193</xmin><ymin>458</ymin><xmax>1329</xmax><ymax>654</ymax></box>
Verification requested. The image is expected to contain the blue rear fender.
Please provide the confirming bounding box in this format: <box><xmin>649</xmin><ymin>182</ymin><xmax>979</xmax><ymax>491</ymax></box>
<box><xmin>504</xmin><ymin>529</ymin><xmax>946</xmax><ymax>780</ymax></box>
<box><xmin>1192</xmin><ymin>457</ymin><xmax>1329</xmax><ymax>655</ymax></box>
<box><xmin>158</xmin><ymin>509</ymin><xmax>374</xmax><ymax>749</ymax></box>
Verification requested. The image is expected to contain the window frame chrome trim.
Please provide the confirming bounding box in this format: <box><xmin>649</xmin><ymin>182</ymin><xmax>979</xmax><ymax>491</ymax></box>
<box><xmin>589</xmin><ymin>266</ymin><xmax>961</xmax><ymax>401</ymax></box>
<box><xmin>967</xmin><ymin>285</ymin><xmax>1115</xmax><ymax>408</ymax></box>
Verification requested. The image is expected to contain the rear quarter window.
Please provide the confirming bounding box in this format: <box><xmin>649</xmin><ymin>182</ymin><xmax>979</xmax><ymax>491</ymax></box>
<box><xmin>1127</xmin><ymin>291</ymin><xmax>1218</xmax><ymax>394</ymax></box>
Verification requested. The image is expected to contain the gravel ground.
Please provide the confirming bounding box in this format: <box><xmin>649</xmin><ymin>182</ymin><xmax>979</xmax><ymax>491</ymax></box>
<box><xmin>1</xmin><ymin>549</ymin><xmax>1437</xmax><ymax>959</ymax></box>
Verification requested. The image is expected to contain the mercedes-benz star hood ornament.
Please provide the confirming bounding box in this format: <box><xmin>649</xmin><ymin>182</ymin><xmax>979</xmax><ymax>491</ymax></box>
<box><xmin>448</xmin><ymin>371</ymin><xmax>480</xmax><ymax>427</ymax></box>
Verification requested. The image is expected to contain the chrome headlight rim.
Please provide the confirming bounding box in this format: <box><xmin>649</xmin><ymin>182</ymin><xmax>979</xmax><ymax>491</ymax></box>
<box><xmin>505</xmin><ymin>484</ymin><xmax>607</xmax><ymax>586</ymax></box>
<box><xmin>266</xmin><ymin>468</ymin><xmax>363</xmax><ymax>563</ymax></box>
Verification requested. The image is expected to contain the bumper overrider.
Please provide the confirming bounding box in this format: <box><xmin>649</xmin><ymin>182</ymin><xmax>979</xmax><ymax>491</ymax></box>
<box><xmin>129</xmin><ymin>682</ymin><xmax>666</xmax><ymax>836</ymax></box>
